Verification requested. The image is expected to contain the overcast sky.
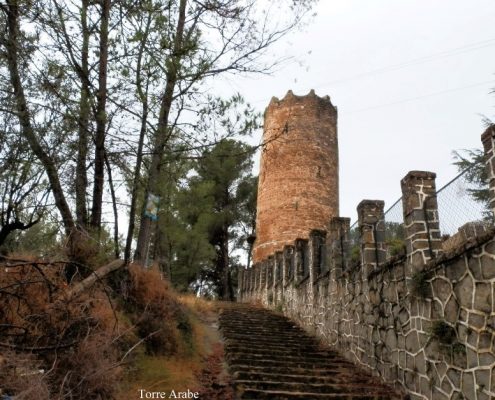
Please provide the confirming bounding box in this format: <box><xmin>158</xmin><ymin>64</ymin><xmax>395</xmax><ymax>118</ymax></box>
<box><xmin>216</xmin><ymin>0</ymin><xmax>495</xmax><ymax>223</ymax></box>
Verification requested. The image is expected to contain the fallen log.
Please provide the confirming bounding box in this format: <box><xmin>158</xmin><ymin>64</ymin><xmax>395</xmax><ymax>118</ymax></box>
<box><xmin>64</xmin><ymin>259</ymin><xmax>125</xmax><ymax>299</ymax></box>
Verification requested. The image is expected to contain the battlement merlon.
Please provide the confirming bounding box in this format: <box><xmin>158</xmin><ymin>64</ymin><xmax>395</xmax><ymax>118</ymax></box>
<box><xmin>266</xmin><ymin>89</ymin><xmax>337</xmax><ymax>115</ymax></box>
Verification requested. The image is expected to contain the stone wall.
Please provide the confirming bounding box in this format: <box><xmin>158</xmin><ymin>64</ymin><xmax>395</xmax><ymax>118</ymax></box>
<box><xmin>239</xmin><ymin>126</ymin><xmax>495</xmax><ymax>399</ymax></box>
<box><xmin>252</xmin><ymin>90</ymin><xmax>339</xmax><ymax>262</ymax></box>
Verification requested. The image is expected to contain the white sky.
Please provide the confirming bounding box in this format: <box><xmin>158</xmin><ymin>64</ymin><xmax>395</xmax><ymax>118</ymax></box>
<box><xmin>215</xmin><ymin>0</ymin><xmax>495</xmax><ymax>223</ymax></box>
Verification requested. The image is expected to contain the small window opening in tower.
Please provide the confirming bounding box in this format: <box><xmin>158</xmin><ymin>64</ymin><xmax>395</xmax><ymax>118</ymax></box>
<box><xmin>282</xmin><ymin>121</ymin><xmax>289</xmax><ymax>135</ymax></box>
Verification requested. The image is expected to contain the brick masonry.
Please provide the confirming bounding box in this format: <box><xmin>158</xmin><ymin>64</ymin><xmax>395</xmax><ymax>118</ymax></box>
<box><xmin>238</xmin><ymin>123</ymin><xmax>495</xmax><ymax>399</ymax></box>
<box><xmin>252</xmin><ymin>90</ymin><xmax>339</xmax><ymax>262</ymax></box>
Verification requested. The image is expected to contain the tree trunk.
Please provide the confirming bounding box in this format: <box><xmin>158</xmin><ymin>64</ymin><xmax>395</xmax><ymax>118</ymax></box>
<box><xmin>64</xmin><ymin>259</ymin><xmax>124</xmax><ymax>299</ymax></box>
<box><xmin>134</xmin><ymin>0</ymin><xmax>187</xmax><ymax>264</ymax></box>
<box><xmin>124</xmin><ymin>12</ymin><xmax>152</xmax><ymax>264</ymax></box>
<box><xmin>3</xmin><ymin>1</ymin><xmax>75</xmax><ymax>235</ymax></box>
<box><xmin>75</xmin><ymin>0</ymin><xmax>90</xmax><ymax>228</ymax></box>
<box><xmin>90</xmin><ymin>0</ymin><xmax>110</xmax><ymax>229</ymax></box>
<box><xmin>0</xmin><ymin>220</ymin><xmax>39</xmax><ymax>248</ymax></box>
<box><xmin>219</xmin><ymin>225</ymin><xmax>232</xmax><ymax>300</ymax></box>
<box><xmin>104</xmin><ymin>151</ymin><xmax>120</xmax><ymax>259</ymax></box>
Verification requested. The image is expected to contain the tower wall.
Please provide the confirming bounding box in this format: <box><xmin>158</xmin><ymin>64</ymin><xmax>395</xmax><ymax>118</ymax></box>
<box><xmin>252</xmin><ymin>89</ymin><xmax>339</xmax><ymax>263</ymax></box>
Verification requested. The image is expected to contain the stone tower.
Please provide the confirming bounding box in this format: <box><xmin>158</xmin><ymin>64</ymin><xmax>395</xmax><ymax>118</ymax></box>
<box><xmin>252</xmin><ymin>89</ymin><xmax>339</xmax><ymax>263</ymax></box>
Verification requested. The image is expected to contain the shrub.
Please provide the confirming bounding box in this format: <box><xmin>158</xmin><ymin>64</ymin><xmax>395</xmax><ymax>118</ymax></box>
<box><xmin>0</xmin><ymin>258</ymin><xmax>125</xmax><ymax>399</ymax></box>
<box><xmin>127</xmin><ymin>265</ymin><xmax>190</xmax><ymax>356</ymax></box>
<box><xmin>0</xmin><ymin>350</ymin><xmax>51</xmax><ymax>400</ymax></box>
<box><xmin>386</xmin><ymin>238</ymin><xmax>406</xmax><ymax>256</ymax></box>
<box><xmin>411</xmin><ymin>270</ymin><xmax>430</xmax><ymax>298</ymax></box>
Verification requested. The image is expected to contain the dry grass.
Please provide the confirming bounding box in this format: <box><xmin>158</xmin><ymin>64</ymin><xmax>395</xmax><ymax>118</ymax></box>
<box><xmin>0</xmin><ymin>256</ymin><xmax>129</xmax><ymax>399</ymax></box>
<box><xmin>116</xmin><ymin>293</ymin><xmax>231</xmax><ymax>399</ymax></box>
<box><xmin>0</xmin><ymin>257</ymin><xmax>229</xmax><ymax>399</ymax></box>
<box><xmin>178</xmin><ymin>293</ymin><xmax>218</xmax><ymax>315</ymax></box>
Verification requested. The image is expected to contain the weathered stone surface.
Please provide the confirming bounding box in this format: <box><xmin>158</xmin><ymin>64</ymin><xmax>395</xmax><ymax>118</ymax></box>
<box><xmin>452</xmin><ymin>347</ymin><xmax>467</xmax><ymax>369</ymax></box>
<box><xmin>469</xmin><ymin>312</ymin><xmax>485</xmax><ymax>329</ymax></box>
<box><xmin>479</xmin><ymin>351</ymin><xmax>495</xmax><ymax>366</ymax></box>
<box><xmin>434</xmin><ymin>387</ymin><xmax>450</xmax><ymax>400</ymax></box>
<box><xmin>444</xmin><ymin>296</ymin><xmax>459</xmax><ymax>324</ymax></box>
<box><xmin>478</xmin><ymin>331</ymin><xmax>492</xmax><ymax>351</ymax></box>
<box><xmin>468</xmin><ymin>257</ymin><xmax>483</xmax><ymax>280</ymax></box>
<box><xmin>447</xmin><ymin>368</ymin><xmax>461</xmax><ymax>389</ymax></box>
<box><xmin>406</xmin><ymin>331</ymin><xmax>420</xmax><ymax>353</ymax></box>
<box><xmin>425</xmin><ymin>339</ymin><xmax>440</xmax><ymax>359</ymax></box>
<box><xmin>454</xmin><ymin>275</ymin><xmax>474</xmax><ymax>308</ymax></box>
<box><xmin>466</xmin><ymin>347</ymin><xmax>478</xmax><ymax>368</ymax></box>
<box><xmin>475</xmin><ymin>369</ymin><xmax>490</xmax><ymax>392</ymax></box>
<box><xmin>385</xmin><ymin>328</ymin><xmax>397</xmax><ymax>349</ymax></box>
<box><xmin>461</xmin><ymin>371</ymin><xmax>476</xmax><ymax>400</ymax></box>
<box><xmin>474</xmin><ymin>282</ymin><xmax>492</xmax><ymax>313</ymax></box>
<box><xmin>480</xmin><ymin>253</ymin><xmax>495</xmax><ymax>279</ymax></box>
<box><xmin>432</xmin><ymin>278</ymin><xmax>451</xmax><ymax>304</ymax></box>
<box><xmin>445</xmin><ymin>259</ymin><xmax>467</xmax><ymax>281</ymax></box>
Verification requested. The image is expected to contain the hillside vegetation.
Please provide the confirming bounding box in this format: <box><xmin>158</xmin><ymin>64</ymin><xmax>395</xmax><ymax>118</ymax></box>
<box><xmin>0</xmin><ymin>256</ymin><xmax>231</xmax><ymax>399</ymax></box>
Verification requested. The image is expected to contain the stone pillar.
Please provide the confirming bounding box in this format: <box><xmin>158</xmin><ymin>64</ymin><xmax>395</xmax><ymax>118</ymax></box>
<box><xmin>481</xmin><ymin>125</ymin><xmax>495</xmax><ymax>217</ymax></box>
<box><xmin>357</xmin><ymin>200</ymin><xmax>386</xmax><ymax>275</ymax></box>
<box><xmin>245</xmin><ymin>268</ymin><xmax>251</xmax><ymax>299</ymax></box>
<box><xmin>328</xmin><ymin>217</ymin><xmax>351</xmax><ymax>280</ymax></box>
<box><xmin>267</xmin><ymin>255</ymin><xmax>274</xmax><ymax>288</ymax></box>
<box><xmin>249</xmin><ymin>266</ymin><xmax>253</xmax><ymax>294</ymax></box>
<box><xmin>237</xmin><ymin>268</ymin><xmax>244</xmax><ymax>301</ymax></box>
<box><xmin>260</xmin><ymin>260</ymin><xmax>267</xmax><ymax>289</ymax></box>
<box><xmin>283</xmin><ymin>245</ymin><xmax>294</xmax><ymax>285</ymax></box>
<box><xmin>295</xmin><ymin>238</ymin><xmax>308</xmax><ymax>281</ymax></box>
<box><xmin>254</xmin><ymin>263</ymin><xmax>261</xmax><ymax>294</ymax></box>
<box><xmin>274</xmin><ymin>251</ymin><xmax>283</xmax><ymax>305</ymax></box>
<box><xmin>309</xmin><ymin>229</ymin><xmax>327</xmax><ymax>280</ymax></box>
<box><xmin>275</xmin><ymin>251</ymin><xmax>283</xmax><ymax>284</ymax></box>
<box><xmin>401</xmin><ymin>171</ymin><xmax>442</xmax><ymax>267</ymax></box>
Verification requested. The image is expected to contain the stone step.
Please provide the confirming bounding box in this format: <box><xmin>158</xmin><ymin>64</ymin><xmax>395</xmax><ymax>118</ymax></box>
<box><xmin>234</xmin><ymin>380</ymin><xmax>395</xmax><ymax>395</ymax></box>
<box><xmin>240</xmin><ymin>388</ymin><xmax>398</xmax><ymax>399</ymax></box>
<box><xmin>219</xmin><ymin>305</ymin><xmax>404</xmax><ymax>399</ymax></box>
<box><xmin>222</xmin><ymin>332</ymin><xmax>318</xmax><ymax>345</ymax></box>
<box><xmin>225</xmin><ymin>350</ymin><xmax>340</xmax><ymax>363</ymax></box>
<box><xmin>228</xmin><ymin>364</ymin><xmax>358</xmax><ymax>376</ymax></box>
<box><xmin>233</xmin><ymin>370</ymin><xmax>382</xmax><ymax>385</ymax></box>
<box><xmin>225</xmin><ymin>344</ymin><xmax>334</xmax><ymax>357</ymax></box>
<box><xmin>226</xmin><ymin>356</ymin><xmax>357</xmax><ymax>370</ymax></box>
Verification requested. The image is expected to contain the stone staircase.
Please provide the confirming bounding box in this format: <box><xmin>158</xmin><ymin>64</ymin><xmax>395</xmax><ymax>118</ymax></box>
<box><xmin>219</xmin><ymin>304</ymin><xmax>404</xmax><ymax>400</ymax></box>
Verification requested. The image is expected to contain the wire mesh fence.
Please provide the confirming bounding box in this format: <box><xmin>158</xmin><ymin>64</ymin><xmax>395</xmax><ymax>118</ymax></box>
<box><xmin>348</xmin><ymin>221</ymin><xmax>360</xmax><ymax>266</ymax></box>
<box><xmin>344</xmin><ymin>160</ymin><xmax>492</xmax><ymax>264</ymax></box>
<box><xmin>383</xmin><ymin>197</ymin><xmax>406</xmax><ymax>259</ymax></box>
<box><xmin>436</xmin><ymin>164</ymin><xmax>493</xmax><ymax>239</ymax></box>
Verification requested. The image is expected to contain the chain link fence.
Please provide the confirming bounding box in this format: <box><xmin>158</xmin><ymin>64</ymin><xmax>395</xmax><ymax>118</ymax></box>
<box><xmin>346</xmin><ymin>161</ymin><xmax>492</xmax><ymax>263</ymax></box>
<box><xmin>436</xmin><ymin>165</ymin><xmax>492</xmax><ymax>235</ymax></box>
<box><xmin>434</xmin><ymin>163</ymin><xmax>493</xmax><ymax>251</ymax></box>
<box><xmin>383</xmin><ymin>197</ymin><xmax>406</xmax><ymax>259</ymax></box>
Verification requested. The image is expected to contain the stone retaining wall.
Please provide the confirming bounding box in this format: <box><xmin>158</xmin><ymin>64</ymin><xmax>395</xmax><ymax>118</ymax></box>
<box><xmin>238</xmin><ymin>126</ymin><xmax>495</xmax><ymax>399</ymax></box>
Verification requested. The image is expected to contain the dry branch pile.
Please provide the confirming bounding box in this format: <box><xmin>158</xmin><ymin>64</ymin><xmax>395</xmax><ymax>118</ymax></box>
<box><xmin>0</xmin><ymin>257</ymin><xmax>188</xmax><ymax>399</ymax></box>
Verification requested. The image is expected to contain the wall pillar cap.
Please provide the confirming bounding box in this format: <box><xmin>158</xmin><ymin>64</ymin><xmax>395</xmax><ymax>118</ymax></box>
<box><xmin>401</xmin><ymin>170</ymin><xmax>436</xmax><ymax>183</ymax></box>
<box><xmin>330</xmin><ymin>216</ymin><xmax>351</xmax><ymax>224</ymax></box>
<box><xmin>283</xmin><ymin>89</ymin><xmax>295</xmax><ymax>100</ymax></box>
<box><xmin>309</xmin><ymin>229</ymin><xmax>327</xmax><ymax>237</ymax></box>
<box><xmin>357</xmin><ymin>199</ymin><xmax>385</xmax><ymax>210</ymax></box>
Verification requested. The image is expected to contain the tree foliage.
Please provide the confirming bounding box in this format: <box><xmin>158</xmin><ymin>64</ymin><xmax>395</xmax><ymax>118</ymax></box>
<box><xmin>0</xmin><ymin>0</ymin><xmax>315</xmax><ymax>279</ymax></box>
<box><xmin>452</xmin><ymin>148</ymin><xmax>490</xmax><ymax>207</ymax></box>
<box><xmin>156</xmin><ymin>139</ymin><xmax>257</xmax><ymax>298</ymax></box>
